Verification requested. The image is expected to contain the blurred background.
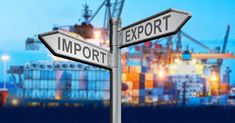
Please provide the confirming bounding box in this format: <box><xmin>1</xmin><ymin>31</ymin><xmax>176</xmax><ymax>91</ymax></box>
<box><xmin>0</xmin><ymin>0</ymin><xmax>235</xmax><ymax>123</ymax></box>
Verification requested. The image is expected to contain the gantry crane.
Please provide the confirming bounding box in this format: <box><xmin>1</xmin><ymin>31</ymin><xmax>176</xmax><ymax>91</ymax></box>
<box><xmin>167</xmin><ymin>25</ymin><xmax>232</xmax><ymax>64</ymax></box>
<box><xmin>7</xmin><ymin>66</ymin><xmax>24</xmax><ymax>88</ymax></box>
<box><xmin>123</xmin><ymin>25</ymin><xmax>234</xmax><ymax>71</ymax></box>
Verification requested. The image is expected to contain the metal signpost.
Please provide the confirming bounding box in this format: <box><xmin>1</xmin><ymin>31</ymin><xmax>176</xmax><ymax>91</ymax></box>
<box><xmin>38</xmin><ymin>8</ymin><xmax>191</xmax><ymax>123</ymax></box>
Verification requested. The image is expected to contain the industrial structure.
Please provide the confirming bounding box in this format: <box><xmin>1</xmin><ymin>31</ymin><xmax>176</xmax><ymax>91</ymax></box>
<box><xmin>121</xmin><ymin>24</ymin><xmax>233</xmax><ymax>105</ymax></box>
<box><xmin>2</xmin><ymin>0</ymin><xmax>235</xmax><ymax>107</ymax></box>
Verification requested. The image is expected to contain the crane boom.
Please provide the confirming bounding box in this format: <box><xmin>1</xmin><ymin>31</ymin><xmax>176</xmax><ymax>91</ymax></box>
<box><xmin>217</xmin><ymin>25</ymin><xmax>230</xmax><ymax>66</ymax></box>
<box><xmin>221</xmin><ymin>25</ymin><xmax>230</xmax><ymax>53</ymax></box>
<box><xmin>89</xmin><ymin>0</ymin><xmax>107</xmax><ymax>23</ymax></box>
<box><xmin>181</xmin><ymin>31</ymin><xmax>214</xmax><ymax>53</ymax></box>
<box><xmin>123</xmin><ymin>52</ymin><xmax>235</xmax><ymax>60</ymax></box>
<box><xmin>112</xmin><ymin>0</ymin><xmax>125</xmax><ymax>19</ymax></box>
<box><xmin>172</xmin><ymin>53</ymin><xmax>235</xmax><ymax>59</ymax></box>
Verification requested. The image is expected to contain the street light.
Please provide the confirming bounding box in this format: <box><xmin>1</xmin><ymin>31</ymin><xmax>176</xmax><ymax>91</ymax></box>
<box><xmin>1</xmin><ymin>54</ymin><xmax>10</xmax><ymax>89</ymax></box>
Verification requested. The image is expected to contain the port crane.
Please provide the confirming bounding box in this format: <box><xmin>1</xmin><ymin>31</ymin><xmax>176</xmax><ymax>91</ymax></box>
<box><xmin>25</xmin><ymin>0</ymin><xmax>125</xmax><ymax>50</ymax></box>
<box><xmin>122</xmin><ymin>25</ymin><xmax>233</xmax><ymax>75</ymax></box>
<box><xmin>7</xmin><ymin>66</ymin><xmax>24</xmax><ymax>88</ymax></box>
<box><xmin>217</xmin><ymin>25</ymin><xmax>230</xmax><ymax>66</ymax></box>
<box><xmin>22</xmin><ymin>0</ymin><xmax>126</xmax><ymax>90</ymax></box>
<box><xmin>167</xmin><ymin>25</ymin><xmax>232</xmax><ymax>64</ymax></box>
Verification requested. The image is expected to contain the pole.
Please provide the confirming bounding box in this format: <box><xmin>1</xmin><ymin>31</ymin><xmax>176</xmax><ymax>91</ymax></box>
<box><xmin>182</xmin><ymin>82</ymin><xmax>186</xmax><ymax>107</ymax></box>
<box><xmin>3</xmin><ymin>61</ymin><xmax>6</xmax><ymax>89</ymax></box>
<box><xmin>110</xmin><ymin>18</ymin><xmax>121</xmax><ymax>123</ymax></box>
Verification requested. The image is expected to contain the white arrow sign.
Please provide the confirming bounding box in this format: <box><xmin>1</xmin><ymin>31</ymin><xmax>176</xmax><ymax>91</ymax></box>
<box><xmin>38</xmin><ymin>8</ymin><xmax>192</xmax><ymax>123</ymax></box>
<box><xmin>38</xmin><ymin>30</ymin><xmax>111</xmax><ymax>69</ymax></box>
<box><xmin>120</xmin><ymin>9</ymin><xmax>191</xmax><ymax>48</ymax></box>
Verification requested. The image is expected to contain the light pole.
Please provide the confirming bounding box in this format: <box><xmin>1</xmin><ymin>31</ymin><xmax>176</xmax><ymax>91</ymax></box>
<box><xmin>1</xmin><ymin>54</ymin><xmax>10</xmax><ymax>89</ymax></box>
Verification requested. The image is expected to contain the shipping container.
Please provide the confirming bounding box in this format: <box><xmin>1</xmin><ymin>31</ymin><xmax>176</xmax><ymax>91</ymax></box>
<box><xmin>79</xmin><ymin>90</ymin><xmax>87</xmax><ymax>100</ymax></box>
<box><xmin>103</xmin><ymin>91</ymin><xmax>110</xmax><ymax>100</ymax></box>
<box><xmin>124</xmin><ymin>81</ymin><xmax>133</xmax><ymax>90</ymax></box>
<box><xmin>122</xmin><ymin>66</ymin><xmax>129</xmax><ymax>73</ymax></box>
<box><xmin>139</xmin><ymin>81</ymin><xmax>145</xmax><ymax>89</ymax></box>
<box><xmin>9</xmin><ymin>61</ymin><xmax>113</xmax><ymax>105</ymax></box>
<box><xmin>152</xmin><ymin>88</ymin><xmax>164</xmax><ymax>96</ymax></box>
<box><xmin>96</xmin><ymin>91</ymin><xmax>104</xmax><ymax>100</ymax></box>
<box><xmin>131</xmin><ymin>74</ymin><xmax>139</xmax><ymax>82</ymax></box>
<box><xmin>145</xmin><ymin>73</ymin><xmax>153</xmax><ymax>81</ymax></box>
<box><xmin>96</xmin><ymin>81</ymin><xmax>104</xmax><ymax>90</ymax></box>
<box><xmin>103</xmin><ymin>81</ymin><xmax>110</xmax><ymax>91</ymax></box>
<box><xmin>132</xmin><ymin>82</ymin><xmax>140</xmax><ymax>90</ymax></box>
<box><xmin>71</xmin><ymin>90</ymin><xmax>80</xmax><ymax>99</ymax></box>
<box><xmin>79</xmin><ymin>81</ymin><xmax>86</xmax><ymax>90</ymax></box>
<box><xmin>145</xmin><ymin>80</ymin><xmax>153</xmax><ymax>89</ymax></box>
<box><xmin>139</xmin><ymin>89</ymin><xmax>145</xmax><ymax>97</ymax></box>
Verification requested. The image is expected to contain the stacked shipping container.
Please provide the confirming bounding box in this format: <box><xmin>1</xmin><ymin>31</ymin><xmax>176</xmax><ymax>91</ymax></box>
<box><xmin>19</xmin><ymin>61</ymin><xmax>110</xmax><ymax>102</ymax></box>
<box><xmin>13</xmin><ymin>41</ymin><xmax>208</xmax><ymax>106</ymax></box>
<box><xmin>121</xmin><ymin>44</ymin><xmax>167</xmax><ymax>104</ymax></box>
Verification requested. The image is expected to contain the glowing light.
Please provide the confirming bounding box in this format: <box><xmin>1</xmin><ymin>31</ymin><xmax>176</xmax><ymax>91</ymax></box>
<box><xmin>174</xmin><ymin>58</ymin><xmax>180</xmax><ymax>64</ymax></box>
<box><xmin>1</xmin><ymin>54</ymin><xmax>10</xmax><ymax>61</ymax></box>
<box><xmin>158</xmin><ymin>69</ymin><xmax>165</xmax><ymax>78</ymax></box>
<box><xmin>55</xmin><ymin>95</ymin><xmax>61</xmax><ymax>100</ymax></box>
<box><xmin>210</xmin><ymin>72</ymin><xmax>218</xmax><ymax>81</ymax></box>
<box><xmin>94</xmin><ymin>30</ymin><xmax>102</xmax><ymax>39</ymax></box>
<box><xmin>55</xmin><ymin>90</ymin><xmax>61</xmax><ymax>100</ymax></box>
<box><xmin>11</xmin><ymin>98</ymin><xmax>19</xmax><ymax>106</ymax></box>
<box><xmin>191</xmin><ymin>58</ymin><xmax>197</xmax><ymax>64</ymax></box>
<box><xmin>169</xmin><ymin>64</ymin><xmax>177</xmax><ymax>71</ymax></box>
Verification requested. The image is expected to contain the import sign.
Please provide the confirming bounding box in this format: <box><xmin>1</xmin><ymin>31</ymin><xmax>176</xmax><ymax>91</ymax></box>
<box><xmin>38</xmin><ymin>30</ymin><xmax>111</xmax><ymax>69</ymax></box>
<box><xmin>120</xmin><ymin>9</ymin><xmax>191</xmax><ymax>48</ymax></box>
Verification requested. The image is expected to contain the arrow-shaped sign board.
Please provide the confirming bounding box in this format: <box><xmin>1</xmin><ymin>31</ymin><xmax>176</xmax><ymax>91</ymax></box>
<box><xmin>120</xmin><ymin>9</ymin><xmax>191</xmax><ymax>48</ymax></box>
<box><xmin>38</xmin><ymin>30</ymin><xmax>112</xmax><ymax>69</ymax></box>
<box><xmin>38</xmin><ymin>8</ymin><xmax>192</xmax><ymax>123</ymax></box>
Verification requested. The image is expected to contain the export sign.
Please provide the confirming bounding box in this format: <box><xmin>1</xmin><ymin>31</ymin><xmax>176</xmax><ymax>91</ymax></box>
<box><xmin>38</xmin><ymin>30</ymin><xmax>111</xmax><ymax>69</ymax></box>
<box><xmin>120</xmin><ymin>9</ymin><xmax>191</xmax><ymax>47</ymax></box>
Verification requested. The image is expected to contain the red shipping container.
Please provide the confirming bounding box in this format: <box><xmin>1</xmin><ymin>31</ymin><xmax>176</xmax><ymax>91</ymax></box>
<box><xmin>122</xmin><ymin>66</ymin><xmax>129</xmax><ymax>73</ymax></box>
<box><xmin>144</xmin><ymin>42</ymin><xmax>152</xmax><ymax>47</ymax></box>
<box><xmin>133</xmin><ymin>82</ymin><xmax>140</xmax><ymax>89</ymax></box>
<box><xmin>155</xmin><ymin>44</ymin><xmax>162</xmax><ymax>49</ymax></box>
<box><xmin>0</xmin><ymin>89</ymin><xmax>9</xmax><ymax>107</ymax></box>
